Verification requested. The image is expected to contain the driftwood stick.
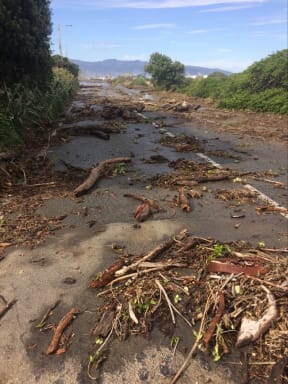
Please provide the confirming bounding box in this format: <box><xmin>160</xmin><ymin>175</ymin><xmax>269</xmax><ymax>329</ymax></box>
<box><xmin>115</xmin><ymin>229</ymin><xmax>187</xmax><ymax>277</ymax></box>
<box><xmin>169</xmin><ymin>296</ymin><xmax>211</xmax><ymax>384</ymax></box>
<box><xmin>0</xmin><ymin>299</ymin><xmax>17</xmax><ymax>320</ymax></box>
<box><xmin>47</xmin><ymin>307</ymin><xmax>78</xmax><ymax>354</ymax></box>
<box><xmin>35</xmin><ymin>300</ymin><xmax>61</xmax><ymax>328</ymax></box>
<box><xmin>178</xmin><ymin>187</ymin><xmax>191</xmax><ymax>212</ymax></box>
<box><xmin>74</xmin><ymin>157</ymin><xmax>131</xmax><ymax>196</ymax></box>
<box><xmin>155</xmin><ymin>279</ymin><xmax>175</xmax><ymax>324</ymax></box>
<box><xmin>124</xmin><ymin>192</ymin><xmax>161</xmax><ymax>222</ymax></box>
<box><xmin>236</xmin><ymin>285</ymin><xmax>277</xmax><ymax>348</ymax></box>
<box><xmin>203</xmin><ymin>292</ymin><xmax>225</xmax><ymax>346</ymax></box>
<box><xmin>89</xmin><ymin>259</ymin><xmax>125</xmax><ymax>288</ymax></box>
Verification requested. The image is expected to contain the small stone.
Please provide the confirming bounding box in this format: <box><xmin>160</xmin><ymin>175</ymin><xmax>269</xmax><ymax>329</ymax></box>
<box><xmin>160</xmin><ymin>364</ymin><xmax>170</xmax><ymax>377</ymax></box>
<box><xmin>138</xmin><ymin>368</ymin><xmax>149</xmax><ymax>381</ymax></box>
<box><xmin>63</xmin><ymin>277</ymin><xmax>76</xmax><ymax>285</ymax></box>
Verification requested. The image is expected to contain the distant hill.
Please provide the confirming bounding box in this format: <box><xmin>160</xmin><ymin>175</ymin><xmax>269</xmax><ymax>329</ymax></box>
<box><xmin>71</xmin><ymin>59</ymin><xmax>231</xmax><ymax>78</ymax></box>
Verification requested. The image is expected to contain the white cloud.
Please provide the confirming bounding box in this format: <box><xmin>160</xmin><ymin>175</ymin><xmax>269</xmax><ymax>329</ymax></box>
<box><xmin>249</xmin><ymin>16</ymin><xmax>287</xmax><ymax>26</ymax></box>
<box><xmin>199</xmin><ymin>4</ymin><xmax>258</xmax><ymax>12</ymax></box>
<box><xmin>52</xmin><ymin>0</ymin><xmax>265</xmax><ymax>10</ymax></box>
<box><xmin>132</xmin><ymin>23</ymin><xmax>176</xmax><ymax>30</ymax></box>
<box><xmin>216</xmin><ymin>48</ymin><xmax>232</xmax><ymax>54</ymax></box>
<box><xmin>188</xmin><ymin>28</ymin><xmax>225</xmax><ymax>34</ymax></box>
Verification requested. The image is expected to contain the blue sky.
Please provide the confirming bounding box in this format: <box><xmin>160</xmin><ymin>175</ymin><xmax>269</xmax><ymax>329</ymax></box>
<box><xmin>50</xmin><ymin>0</ymin><xmax>287</xmax><ymax>72</ymax></box>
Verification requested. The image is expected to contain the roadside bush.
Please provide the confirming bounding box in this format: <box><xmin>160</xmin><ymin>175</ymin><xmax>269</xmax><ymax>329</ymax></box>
<box><xmin>219</xmin><ymin>88</ymin><xmax>288</xmax><ymax>114</ymax></box>
<box><xmin>129</xmin><ymin>76</ymin><xmax>149</xmax><ymax>87</ymax></box>
<box><xmin>181</xmin><ymin>50</ymin><xmax>287</xmax><ymax>114</ymax></box>
<box><xmin>0</xmin><ymin>68</ymin><xmax>78</xmax><ymax>150</ymax></box>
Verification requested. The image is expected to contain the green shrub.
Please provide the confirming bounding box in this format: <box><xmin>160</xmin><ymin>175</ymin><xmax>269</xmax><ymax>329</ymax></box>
<box><xmin>0</xmin><ymin>67</ymin><xmax>78</xmax><ymax>149</ymax></box>
<box><xmin>182</xmin><ymin>49</ymin><xmax>287</xmax><ymax>114</ymax></box>
<box><xmin>129</xmin><ymin>76</ymin><xmax>149</xmax><ymax>87</ymax></box>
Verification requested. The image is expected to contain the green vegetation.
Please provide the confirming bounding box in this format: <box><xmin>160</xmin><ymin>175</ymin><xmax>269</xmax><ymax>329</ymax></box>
<box><xmin>0</xmin><ymin>67</ymin><xmax>78</xmax><ymax>150</ymax></box>
<box><xmin>183</xmin><ymin>50</ymin><xmax>287</xmax><ymax>114</ymax></box>
<box><xmin>112</xmin><ymin>74</ymin><xmax>149</xmax><ymax>88</ymax></box>
<box><xmin>0</xmin><ymin>1</ymin><xmax>79</xmax><ymax>150</ymax></box>
<box><xmin>52</xmin><ymin>55</ymin><xmax>80</xmax><ymax>78</ymax></box>
<box><xmin>145</xmin><ymin>52</ymin><xmax>185</xmax><ymax>90</ymax></box>
<box><xmin>142</xmin><ymin>50</ymin><xmax>287</xmax><ymax>114</ymax></box>
<box><xmin>0</xmin><ymin>0</ymin><xmax>52</xmax><ymax>89</ymax></box>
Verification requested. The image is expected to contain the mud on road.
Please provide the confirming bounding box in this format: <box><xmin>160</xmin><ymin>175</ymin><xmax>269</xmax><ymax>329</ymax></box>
<box><xmin>0</xmin><ymin>81</ymin><xmax>287</xmax><ymax>384</ymax></box>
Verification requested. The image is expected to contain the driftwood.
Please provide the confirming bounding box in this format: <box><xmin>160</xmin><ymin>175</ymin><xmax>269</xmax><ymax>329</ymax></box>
<box><xmin>35</xmin><ymin>300</ymin><xmax>61</xmax><ymax>328</ymax></box>
<box><xmin>178</xmin><ymin>187</ymin><xmax>192</xmax><ymax>212</ymax></box>
<box><xmin>269</xmin><ymin>356</ymin><xmax>288</xmax><ymax>384</ymax></box>
<box><xmin>236</xmin><ymin>285</ymin><xmax>277</xmax><ymax>348</ymax></box>
<box><xmin>63</xmin><ymin>127</ymin><xmax>110</xmax><ymax>140</ymax></box>
<box><xmin>59</xmin><ymin>121</ymin><xmax>122</xmax><ymax>134</ymax></box>
<box><xmin>89</xmin><ymin>259</ymin><xmax>125</xmax><ymax>288</ymax></box>
<box><xmin>46</xmin><ymin>307</ymin><xmax>78</xmax><ymax>354</ymax></box>
<box><xmin>175</xmin><ymin>179</ymin><xmax>199</xmax><ymax>187</ymax></box>
<box><xmin>74</xmin><ymin>157</ymin><xmax>131</xmax><ymax>196</ymax></box>
<box><xmin>115</xmin><ymin>229</ymin><xmax>188</xmax><ymax>277</ymax></box>
<box><xmin>124</xmin><ymin>193</ymin><xmax>160</xmax><ymax>222</ymax></box>
<box><xmin>203</xmin><ymin>292</ymin><xmax>225</xmax><ymax>346</ymax></box>
<box><xmin>196</xmin><ymin>174</ymin><xmax>230</xmax><ymax>183</ymax></box>
<box><xmin>0</xmin><ymin>299</ymin><xmax>17</xmax><ymax>320</ymax></box>
<box><xmin>93</xmin><ymin>310</ymin><xmax>115</xmax><ymax>337</ymax></box>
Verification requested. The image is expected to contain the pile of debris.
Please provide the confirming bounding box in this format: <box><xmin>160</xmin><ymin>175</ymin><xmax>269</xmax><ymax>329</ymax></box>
<box><xmin>36</xmin><ymin>230</ymin><xmax>288</xmax><ymax>383</ymax></box>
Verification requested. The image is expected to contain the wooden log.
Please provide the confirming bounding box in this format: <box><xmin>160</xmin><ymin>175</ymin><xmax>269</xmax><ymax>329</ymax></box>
<box><xmin>74</xmin><ymin>157</ymin><xmax>131</xmax><ymax>196</ymax></box>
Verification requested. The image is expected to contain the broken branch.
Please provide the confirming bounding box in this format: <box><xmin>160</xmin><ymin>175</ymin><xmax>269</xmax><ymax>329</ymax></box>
<box><xmin>203</xmin><ymin>292</ymin><xmax>225</xmax><ymax>347</ymax></box>
<box><xmin>236</xmin><ymin>285</ymin><xmax>277</xmax><ymax>348</ymax></box>
<box><xmin>74</xmin><ymin>157</ymin><xmax>131</xmax><ymax>196</ymax></box>
<box><xmin>46</xmin><ymin>307</ymin><xmax>78</xmax><ymax>354</ymax></box>
<box><xmin>115</xmin><ymin>229</ymin><xmax>187</xmax><ymax>277</ymax></box>
<box><xmin>0</xmin><ymin>299</ymin><xmax>17</xmax><ymax>320</ymax></box>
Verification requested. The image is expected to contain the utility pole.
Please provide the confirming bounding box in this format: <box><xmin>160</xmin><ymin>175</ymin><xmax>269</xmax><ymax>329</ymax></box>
<box><xmin>58</xmin><ymin>24</ymin><xmax>63</xmax><ymax>66</ymax></box>
<box><xmin>58</xmin><ymin>24</ymin><xmax>72</xmax><ymax>62</ymax></box>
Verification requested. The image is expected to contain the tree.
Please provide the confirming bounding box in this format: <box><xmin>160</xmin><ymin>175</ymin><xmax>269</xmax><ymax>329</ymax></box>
<box><xmin>245</xmin><ymin>49</ymin><xmax>288</xmax><ymax>92</ymax></box>
<box><xmin>145</xmin><ymin>52</ymin><xmax>185</xmax><ymax>90</ymax></box>
<box><xmin>52</xmin><ymin>55</ymin><xmax>79</xmax><ymax>78</ymax></box>
<box><xmin>0</xmin><ymin>0</ymin><xmax>52</xmax><ymax>89</ymax></box>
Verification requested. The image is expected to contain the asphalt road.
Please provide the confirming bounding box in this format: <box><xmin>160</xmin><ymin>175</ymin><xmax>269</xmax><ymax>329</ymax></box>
<box><xmin>0</xmin><ymin>81</ymin><xmax>287</xmax><ymax>384</ymax></box>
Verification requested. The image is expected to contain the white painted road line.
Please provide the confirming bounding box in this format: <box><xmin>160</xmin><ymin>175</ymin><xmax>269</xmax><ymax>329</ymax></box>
<box><xmin>196</xmin><ymin>152</ymin><xmax>222</xmax><ymax>168</ymax></box>
<box><xmin>197</xmin><ymin>152</ymin><xmax>288</xmax><ymax>219</ymax></box>
<box><xmin>244</xmin><ymin>184</ymin><xmax>288</xmax><ymax>219</ymax></box>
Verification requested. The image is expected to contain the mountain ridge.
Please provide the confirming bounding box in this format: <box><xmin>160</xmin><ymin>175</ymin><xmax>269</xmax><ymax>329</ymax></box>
<box><xmin>71</xmin><ymin>58</ymin><xmax>232</xmax><ymax>78</ymax></box>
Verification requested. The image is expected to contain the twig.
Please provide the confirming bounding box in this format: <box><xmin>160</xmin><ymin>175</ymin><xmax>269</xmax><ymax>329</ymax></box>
<box><xmin>87</xmin><ymin>328</ymin><xmax>113</xmax><ymax>380</ymax></box>
<box><xmin>252</xmin><ymin>177</ymin><xmax>285</xmax><ymax>188</ymax></box>
<box><xmin>203</xmin><ymin>292</ymin><xmax>225</xmax><ymax>346</ymax></box>
<box><xmin>115</xmin><ymin>229</ymin><xmax>187</xmax><ymax>276</ymax></box>
<box><xmin>24</xmin><ymin>182</ymin><xmax>57</xmax><ymax>188</ymax></box>
<box><xmin>35</xmin><ymin>300</ymin><xmax>61</xmax><ymax>328</ymax></box>
<box><xmin>0</xmin><ymin>299</ymin><xmax>17</xmax><ymax>320</ymax></box>
<box><xmin>245</xmin><ymin>276</ymin><xmax>288</xmax><ymax>291</ymax></box>
<box><xmin>261</xmin><ymin>248</ymin><xmax>288</xmax><ymax>253</ymax></box>
<box><xmin>155</xmin><ymin>279</ymin><xmax>175</xmax><ymax>324</ymax></box>
<box><xmin>169</xmin><ymin>296</ymin><xmax>211</xmax><ymax>384</ymax></box>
